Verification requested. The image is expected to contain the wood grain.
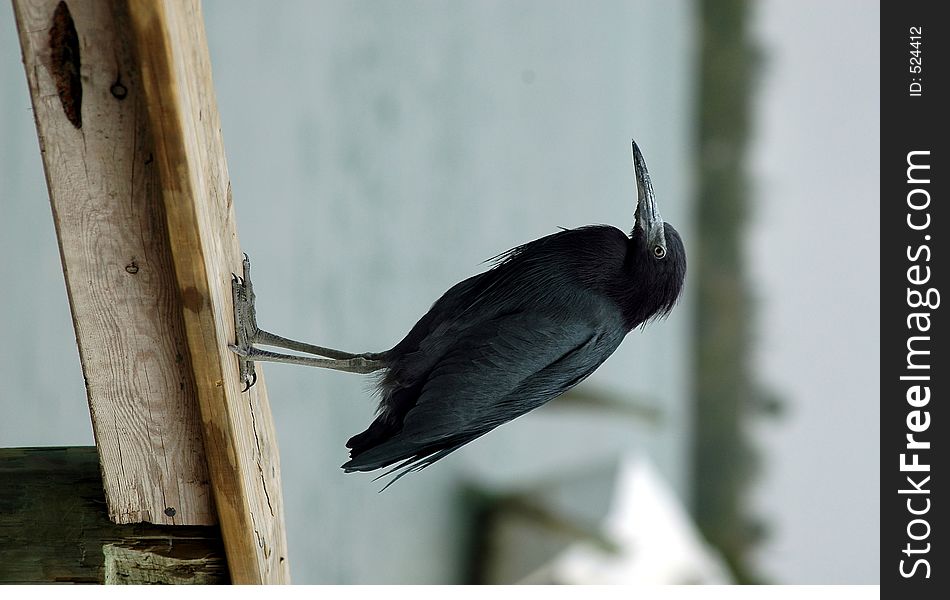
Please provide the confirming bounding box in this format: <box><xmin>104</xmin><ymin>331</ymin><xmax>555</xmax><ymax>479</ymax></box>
<box><xmin>124</xmin><ymin>0</ymin><xmax>290</xmax><ymax>584</ymax></box>
<box><xmin>103</xmin><ymin>541</ymin><xmax>228</xmax><ymax>584</ymax></box>
<box><xmin>0</xmin><ymin>447</ymin><xmax>226</xmax><ymax>584</ymax></box>
<box><xmin>12</xmin><ymin>0</ymin><xmax>214</xmax><ymax>527</ymax></box>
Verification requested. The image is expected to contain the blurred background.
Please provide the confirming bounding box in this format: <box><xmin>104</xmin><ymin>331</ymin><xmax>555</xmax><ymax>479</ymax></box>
<box><xmin>0</xmin><ymin>0</ymin><xmax>878</xmax><ymax>584</ymax></box>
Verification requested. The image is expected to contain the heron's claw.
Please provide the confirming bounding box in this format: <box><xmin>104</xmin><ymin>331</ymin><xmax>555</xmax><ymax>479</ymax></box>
<box><xmin>240</xmin><ymin>371</ymin><xmax>258</xmax><ymax>393</ymax></box>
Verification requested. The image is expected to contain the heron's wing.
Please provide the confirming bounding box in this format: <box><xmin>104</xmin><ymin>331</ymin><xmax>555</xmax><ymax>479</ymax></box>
<box><xmin>404</xmin><ymin>313</ymin><xmax>614</xmax><ymax>441</ymax></box>
<box><xmin>345</xmin><ymin>308</ymin><xmax>623</xmax><ymax>475</ymax></box>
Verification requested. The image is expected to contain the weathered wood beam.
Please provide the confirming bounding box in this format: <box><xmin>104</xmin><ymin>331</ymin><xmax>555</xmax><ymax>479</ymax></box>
<box><xmin>0</xmin><ymin>447</ymin><xmax>227</xmax><ymax>585</ymax></box>
<box><xmin>12</xmin><ymin>0</ymin><xmax>214</xmax><ymax>527</ymax></box>
<box><xmin>124</xmin><ymin>0</ymin><xmax>289</xmax><ymax>584</ymax></box>
<box><xmin>12</xmin><ymin>0</ymin><xmax>290</xmax><ymax>583</ymax></box>
<box><xmin>103</xmin><ymin>541</ymin><xmax>228</xmax><ymax>585</ymax></box>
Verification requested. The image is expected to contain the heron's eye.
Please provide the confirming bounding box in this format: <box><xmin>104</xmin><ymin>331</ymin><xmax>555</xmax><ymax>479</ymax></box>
<box><xmin>653</xmin><ymin>245</ymin><xmax>666</xmax><ymax>260</ymax></box>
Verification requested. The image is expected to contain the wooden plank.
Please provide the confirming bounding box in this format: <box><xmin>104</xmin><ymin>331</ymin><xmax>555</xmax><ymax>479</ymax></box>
<box><xmin>123</xmin><ymin>0</ymin><xmax>290</xmax><ymax>584</ymax></box>
<box><xmin>103</xmin><ymin>541</ymin><xmax>228</xmax><ymax>584</ymax></box>
<box><xmin>12</xmin><ymin>0</ymin><xmax>289</xmax><ymax>583</ymax></box>
<box><xmin>11</xmin><ymin>0</ymin><xmax>214</xmax><ymax>527</ymax></box>
<box><xmin>0</xmin><ymin>447</ymin><xmax>226</xmax><ymax>584</ymax></box>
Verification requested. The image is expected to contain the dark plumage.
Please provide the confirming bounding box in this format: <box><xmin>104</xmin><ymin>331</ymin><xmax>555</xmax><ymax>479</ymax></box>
<box><xmin>341</xmin><ymin>143</ymin><xmax>686</xmax><ymax>484</ymax></box>
<box><xmin>343</xmin><ymin>222</ymin><xmax>685</xmax><ymax>481</ymax></box>
<box><xmin>230</xmin><ymin>141</ymin><xmax>686</xmax><ymax>487</ymax></box>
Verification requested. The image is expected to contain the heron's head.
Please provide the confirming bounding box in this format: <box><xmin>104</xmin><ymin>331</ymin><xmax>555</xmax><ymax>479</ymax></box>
<box><xmin>628</xmin><ymin>140</ymin><xmax>687</xmax><ymax>321</ymax></box>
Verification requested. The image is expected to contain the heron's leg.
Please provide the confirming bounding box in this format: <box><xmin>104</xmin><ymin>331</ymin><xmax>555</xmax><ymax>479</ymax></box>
<box><xmin>252</xmin><ymin>330</ymin><xmax>365</xmax><ymax>360</ymax></box>
<box><xmin>229</xmin><ymin>345</ymin><xmax>385</xmax><ymax>374</ymax></box>
<box><xmin>230</xmin><ymin>254</ymin><xmax>384</xmax><ymax>390</ymax></box>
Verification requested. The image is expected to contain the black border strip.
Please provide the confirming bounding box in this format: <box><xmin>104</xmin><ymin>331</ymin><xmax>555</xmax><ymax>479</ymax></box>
<box><xmin>882</xmin><ymin>2</ymin><xmax>945</xmax><ymax>595</ymax></box>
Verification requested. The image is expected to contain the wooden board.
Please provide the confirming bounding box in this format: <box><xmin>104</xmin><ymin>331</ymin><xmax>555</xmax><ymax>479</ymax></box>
<box><xmin>13</xmin><ymin>0</ymin><xmax>290</xmax><ymax>583</ymax></box>
<box><xmin>12</xmin><ymin>0</ymin><xmax>214</xmax><ymax>527</ymax></box>
<box><xmin>124</xmin><ymin>0</ymin><xmax>290</xmax><ymax>584</ymax></box>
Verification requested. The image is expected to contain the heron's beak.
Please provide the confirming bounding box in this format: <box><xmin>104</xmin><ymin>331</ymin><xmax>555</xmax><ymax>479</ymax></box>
<box><xmin>632</xmin><ymin>140</ymin><xmax>666</xmax><ymax>249</ymax></box>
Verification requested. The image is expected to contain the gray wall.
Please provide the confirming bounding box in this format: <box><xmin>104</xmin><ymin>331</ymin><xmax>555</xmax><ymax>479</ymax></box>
<box><xmin>1</xmin><ymin>1</ymin><xmax>695</xmax><ymax>583</ymax></box>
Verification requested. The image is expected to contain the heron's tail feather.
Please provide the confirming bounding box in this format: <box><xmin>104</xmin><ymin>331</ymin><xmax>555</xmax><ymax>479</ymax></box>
<box><xmin>342</xmin><ymin>428</ymin><xmax>480</xmax><ymax>490</ymax></box>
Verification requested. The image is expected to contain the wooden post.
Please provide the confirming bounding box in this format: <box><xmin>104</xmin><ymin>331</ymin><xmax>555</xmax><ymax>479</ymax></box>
<box><xmin>12</xmin><ymin>0</ymin><xmax>214</xmax><ymax>528</ymax></box>
<box><xmin>12</xmin><ymin>0</ymin><xmax>290</xmax><ymax>583</ymax></box>
<box><xmin>124</xmin><ymin>0</ymin><xmax>290</xmax><ymax>583</ymax></box>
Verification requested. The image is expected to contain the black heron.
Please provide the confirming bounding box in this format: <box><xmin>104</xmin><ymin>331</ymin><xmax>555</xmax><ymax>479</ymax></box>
<box><xmin>229</xmin><ymin>140</ymin><xmax>686</xmax><ymax>486</ymax></box>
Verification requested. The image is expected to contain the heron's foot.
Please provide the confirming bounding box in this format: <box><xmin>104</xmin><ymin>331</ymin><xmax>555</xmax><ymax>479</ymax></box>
<box><xmin>231</xmin><ymin>253</ymin><xmax>259</xmax><ymax>391</ymax></box>
<box><xmin>229</xmin><ymin>253</ymin><xmax>384</xmax><ymax>383</ymax></box>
